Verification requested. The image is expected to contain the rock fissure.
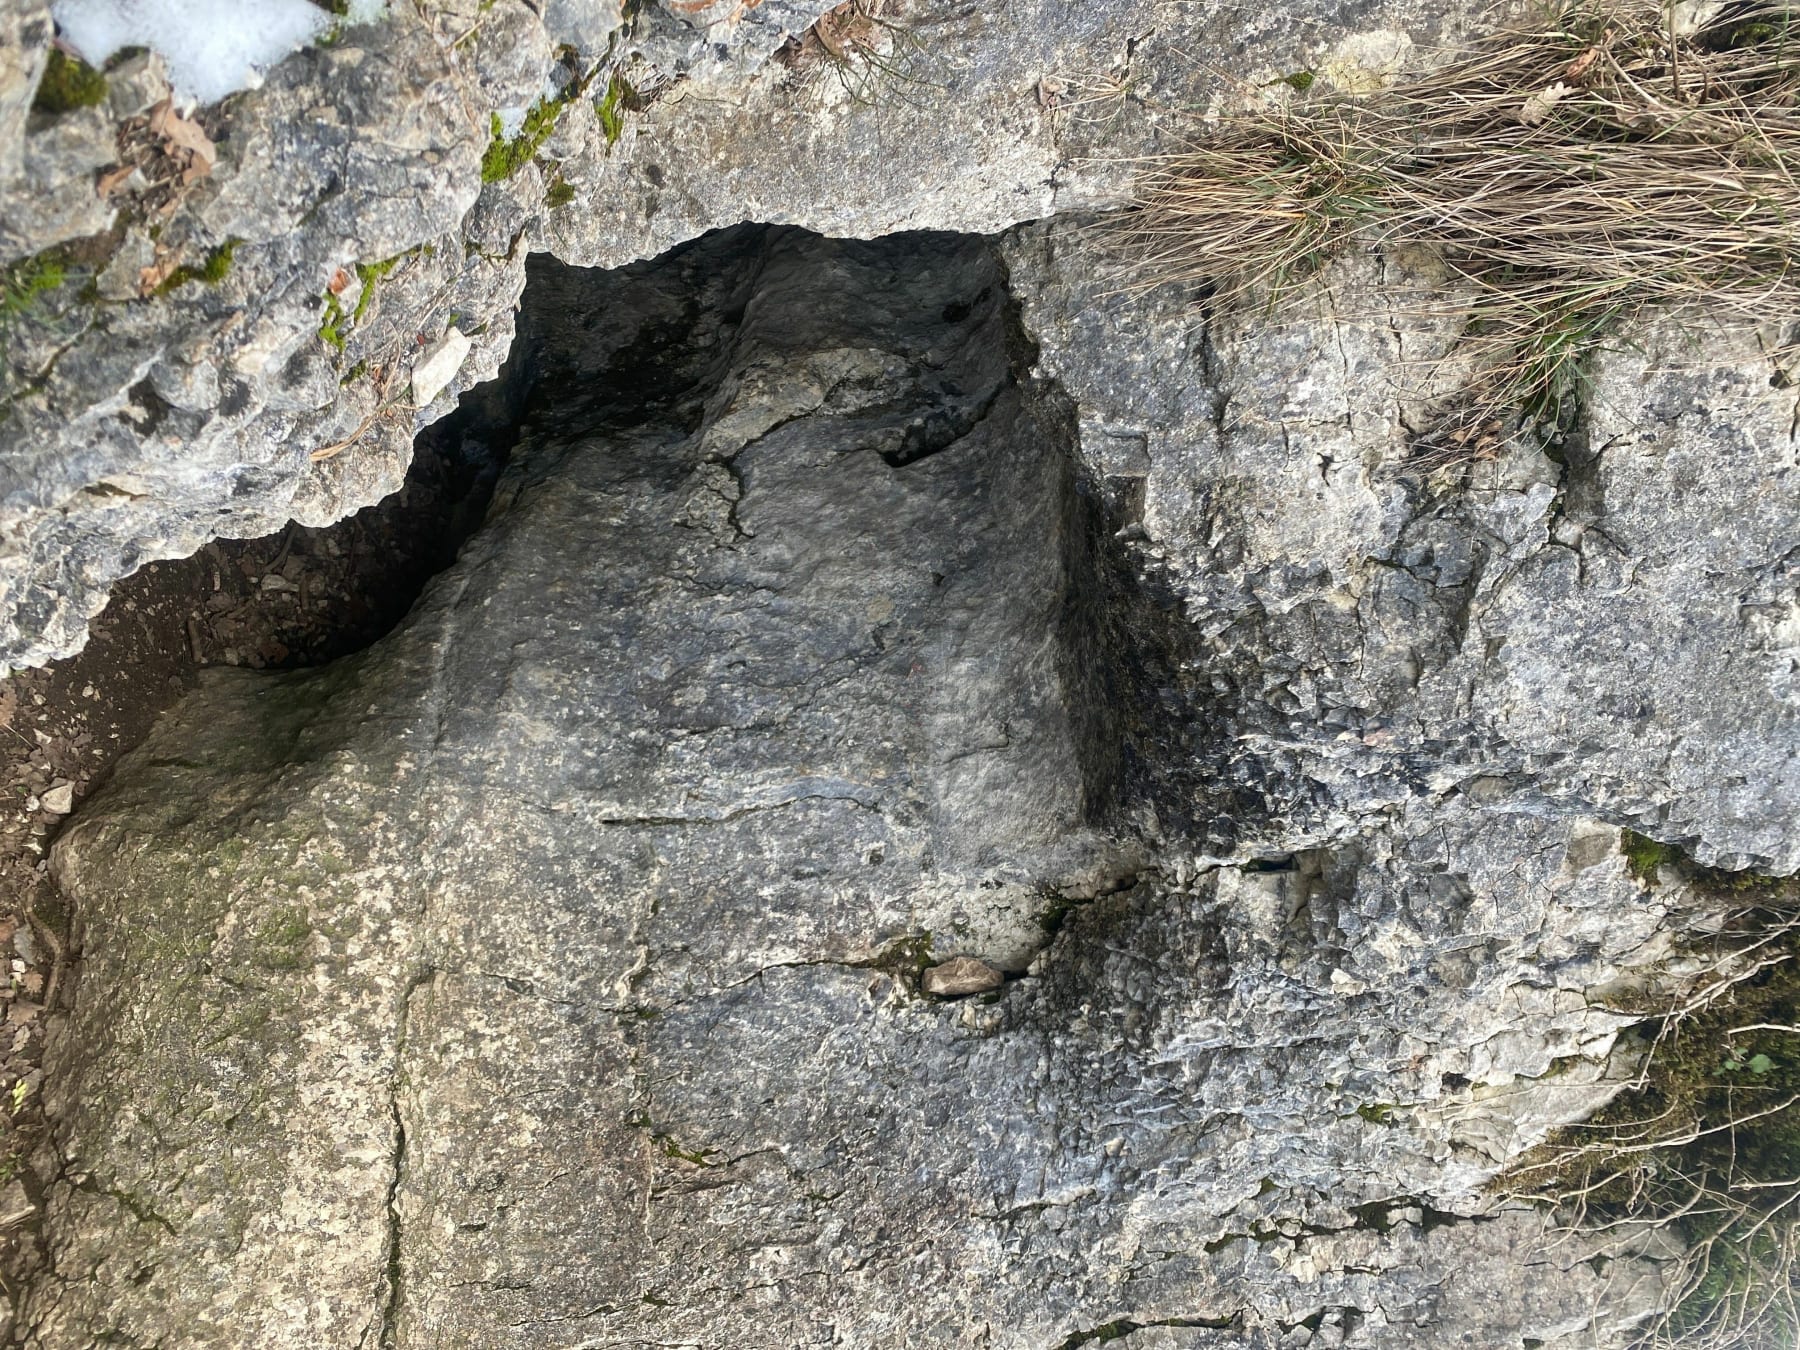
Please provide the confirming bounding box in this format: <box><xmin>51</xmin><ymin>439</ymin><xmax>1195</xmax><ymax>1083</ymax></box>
<box><xmin>369</xmin><ymin>969</ymin><xmax>432</xmax><ymax>1350</ymax></box>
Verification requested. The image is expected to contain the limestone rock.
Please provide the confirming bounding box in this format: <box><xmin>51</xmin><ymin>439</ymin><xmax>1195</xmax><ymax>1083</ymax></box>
<box><xmin>409</xmin><ymin>327</ymin><xmax>472</xmax><ymax>409</ymax></box>
<box><xmin>1</xmin><ymin>0</ymin><xmax>1787</xmax><ymax>1340</ymax></box>
<box><xmin>19</xmin><ymin>226</ymin><xmax>1695</xmax><ymax>1349</ymax></box>
<box><xmin>0</xmin><ymin>0</ymin><xmax>1496</xmax><ymax>670</ymax></box>
<box><xmin>1004</xmin><ymin>225</ymin><xmax>1800</xmax><ymax>875</ymax></box>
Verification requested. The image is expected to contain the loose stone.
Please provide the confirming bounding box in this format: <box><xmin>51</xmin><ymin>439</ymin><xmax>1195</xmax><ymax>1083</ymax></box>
<box><xmin>922</xmin><ymin>956</ymin><xmax>1004</xmax><ymax>998</ymax></box>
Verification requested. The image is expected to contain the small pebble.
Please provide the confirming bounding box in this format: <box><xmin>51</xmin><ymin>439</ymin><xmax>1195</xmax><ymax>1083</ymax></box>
<box><xmin>922</xmin><ymin>956</ymin><xmax>1004</xmax><ymax>998</ymax></box>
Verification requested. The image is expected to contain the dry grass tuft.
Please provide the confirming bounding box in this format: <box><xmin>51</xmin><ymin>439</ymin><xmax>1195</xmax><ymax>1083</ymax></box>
<box><xmin>773</xmin><ymin>0</ymin><xmax>935</xmax><ymax>107</ymax></box>
<box><xmin>1117</xmin><ymin>0</ymin><xmax>1800</xmax><ymax>434</ymax></box>
<box><xmin>1499</xmin><ymin>842</ymin><xmax>1800</xmax><ymax>1349</ymax></box>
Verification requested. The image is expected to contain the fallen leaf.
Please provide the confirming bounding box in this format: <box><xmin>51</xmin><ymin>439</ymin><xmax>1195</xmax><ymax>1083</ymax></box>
<box><xmin>148</xmin><ymin>98</ymin><xmax>216</xmax><ymax>169</ymax></box>
<box><xmin>137</xmin><ymin>247</ymin><xmax>185</xmax><ymax>297</ymax></box>
<box><xmin>1669</xmin><ymin>0</ymin><xmax>1724</xmax><ymax>38</ymax></box>
<box><xmin>1519</xmin><ymin>81</ymin><xmax>1572</xmax><ymax>127</ymax></box>
<box><xmin>95</xmin><ymin>164</ymin><xmax>136</xmax><ymax>198</ymax></box>
<box><xmin>1563</xmin><ymin>35</ymin><xmax>1609</xmax><ymax>81</ymax></box>
<box><xmin>327</xmin><ymin>268</ymin><xmax>350</xmax><ymax>295</ymax></box>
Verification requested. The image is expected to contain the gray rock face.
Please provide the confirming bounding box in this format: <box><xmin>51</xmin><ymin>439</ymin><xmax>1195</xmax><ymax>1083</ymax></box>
<box><xmin>1007</xmin><ymin>230</ymin><xmax>1800</xmax><ymax>875</ymax></box>
<box><xmin>21</xmin><ymin>226</ymin><xmax>1712</xmax><ymax>1348</ymax></box>
<box><xmin>0</xmin><ymin>0</ymin><xmax>1481</xmax><ymax>670</ymax></box>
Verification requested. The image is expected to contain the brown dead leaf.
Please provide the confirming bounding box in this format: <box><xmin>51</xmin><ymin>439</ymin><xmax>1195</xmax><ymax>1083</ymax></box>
<box><xmin>1564</xmin><ymin>31</ymin><xmax>1611</xmax><ymax>81</ymax></box>
<box><xmin>95</xmin><ymin>164</ymin><xmax>137</xmax><ymax>199</ymax></box>
<box><xmin>327</xmin><ymin>268</ymin><xmax>350</xmax><ymax>295</ymax></box>
<box><xmin>137</xmin><ymin>247</ymin><xmax>185</xmax><ymax>297</ymax></box>
<box><xmin>148</xmin><ymin>98</ymin><xmax>216</xmax><ymax>169</ymax></box>
<box><xmin>0</xmin><ymin>684</ymin><xmax>16</xmax><ymax>732</ymax></box>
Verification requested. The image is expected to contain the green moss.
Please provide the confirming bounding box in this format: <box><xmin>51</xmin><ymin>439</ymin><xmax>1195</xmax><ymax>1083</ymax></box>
<box><xmin>1618</xmin><ymin>830</ymin><xmax>1794</xmax><ymax>901</ymax></box>
<box><xmin>1621</xmin><ymin>828</ymin><xmax>1684</xmax><ymax>882</ymax></box>
<box><xmin>656</xmin><ymin>1134</ymin><xmax>720</xmax><ymax>1167</ymax></box>
<box><xmin>545</xmin><ymin>177</ymin><xmax>576</xmax><ymax>208</ymax></box>
<box><xmin>1271</xmin><ymin>69</ymin><xmax>1316</xmax><ymax>92</ymax></box>
<box><xmin>318</xmin><ymin>289</ymin><xmax>347</xmax><ymax>351</ymax></box>
<box><xmin>32</xmin><ymin>50</ymin><xmax>108</xmax><ymax>115</ymax></box>
<box><xmin>481</xmin><ymin>96</ymin><xmax>569</xmax><ymax>183</ymax></box>
<box><xmin>1354</xmin><ymin>1102</ymin><xmax>1396</xmax><ymax>1126</ymax></box>
<box><xmin>151</xmin><ymin>237</ymin><xmax>240</xmax><ymax>296</ymax></box>
<box><xmin>595</xmin><ymin>74</ymin><xmax>635</xmax><ymax>148</ymax></box>
<box><xmin>870</xmin><ymin>931</ymin><xmax>935</xmax><ymax>984</ymax></box>
<box><xmin>251</xmin><ymin>906</ymin><xmax>313</xmax><ymax>973</ymax></box>
<box><xmin>352</xmin><ymin>255</ymin><xmax>401</xmax><ymax>322</ymax></box>
<box><xmin>1</xmin><ymin>252</ymin><xmax>67</xmax><ymax>321</ymax></box>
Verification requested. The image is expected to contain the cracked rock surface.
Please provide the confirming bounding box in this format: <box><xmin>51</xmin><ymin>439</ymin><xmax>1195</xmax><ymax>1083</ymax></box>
<box><xmin>0</xmin><ymin>0</ymin><xmax>1487</xmax><ymax>670</ymax></box>
<box><xmin>19</xmin><ymin>223</ymin><xmax>1759</xmax><ymax>1348</ymax></box>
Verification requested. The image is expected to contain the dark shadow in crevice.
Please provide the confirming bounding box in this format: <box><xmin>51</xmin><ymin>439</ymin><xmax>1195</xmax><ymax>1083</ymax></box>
<box><xmin>494</xmin><ymin>223</ymin><xmax>1245</xmax><ymax>856</ymax></box>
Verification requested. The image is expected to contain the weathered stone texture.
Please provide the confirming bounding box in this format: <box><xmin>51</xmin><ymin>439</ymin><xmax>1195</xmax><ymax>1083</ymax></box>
<box><xmin>18</xmin><ymin>225</ymin><xmax>1725</xmax><ymax>1349</ymax></box>
<box><xmin>6</xmin><ymin>0</ymin><xmax>1796</xmax><ymax>1343</ymax></box>
<box><xmin>0</xmin><ymin>0</ymin><xmax>1480</xmax><ymax>670</ymax></box>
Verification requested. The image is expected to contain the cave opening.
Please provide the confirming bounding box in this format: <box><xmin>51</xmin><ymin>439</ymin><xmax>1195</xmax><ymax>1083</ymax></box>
<box><xmin>1</xmin><ymin>222</ymin><xmax>1241</xmax><ymax>1028</ymax></box>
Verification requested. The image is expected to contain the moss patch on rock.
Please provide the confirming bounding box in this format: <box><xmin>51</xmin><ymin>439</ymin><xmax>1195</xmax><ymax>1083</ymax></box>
<box><xmin>0</xmin><ymin>253</ymin><xmax>68</xmax><ymax>322</ymax></box>
<box><xmin>482</xmin><ymin>100</ymin><xmax>566</xmax><ymax>183</ymax></box>
<box><xmin>151</xmin><ymin>238</ymin><xmax>240</xmax><ymax>296</ymax></box>
<box><xmin>31</xmin><ymin>51</ymin><xmax>108</xmax><ymax>115</ymax></box>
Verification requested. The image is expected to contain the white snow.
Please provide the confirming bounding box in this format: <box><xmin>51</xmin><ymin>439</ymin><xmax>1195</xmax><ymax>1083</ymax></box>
<box><xmin>52</xmin><ymin>0</ymin><xmax>335</xmax><ymax>106</ymax></box>
<box><xmin>344</xmin><ymin>0</ymin><xmax>388</xmax><ymax>21</ymax></box>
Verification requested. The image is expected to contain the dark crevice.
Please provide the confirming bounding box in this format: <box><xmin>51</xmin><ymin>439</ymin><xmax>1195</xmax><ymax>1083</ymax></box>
<box><xmin>1056</xmin><ymin>1312</ymin><xmax>1244</xmax><ymax>1348</ymax></box>
<box><xmin>369</xmin><ymin>967</ymin><xmax>433</xmax><ymax>1350</ymax></box>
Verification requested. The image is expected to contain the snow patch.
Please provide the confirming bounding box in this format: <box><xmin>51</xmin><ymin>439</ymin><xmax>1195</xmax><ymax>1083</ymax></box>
<box><xmin>52</xmin><ymin>0</ymin><xmax>334</xmax><ymax>106</ymax></box>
